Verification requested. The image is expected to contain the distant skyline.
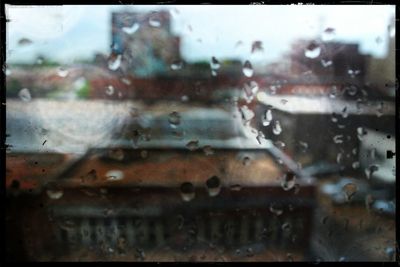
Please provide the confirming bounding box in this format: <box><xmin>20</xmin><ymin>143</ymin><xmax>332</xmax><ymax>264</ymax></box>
<box><xmin>5</xmin><ymin>5</ymin><xmax>395</xmax><ymax>65</ymax></box>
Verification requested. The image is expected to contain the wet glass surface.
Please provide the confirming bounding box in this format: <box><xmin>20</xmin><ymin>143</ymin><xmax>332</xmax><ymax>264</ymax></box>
<box><xmin>4</xmin><ymin>5</ymin><xmax>396</xmax><ymax>262</ymax></box>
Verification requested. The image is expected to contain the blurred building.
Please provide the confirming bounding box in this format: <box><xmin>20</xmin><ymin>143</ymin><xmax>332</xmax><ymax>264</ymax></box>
<box><xmin>365</xmin><ymin>16</ymin><xmax>395</xmax><ymax>98</ymax></box>
<box><xmin>111</xmin><ymin>10</ymin><xmax>181</xmax><ymax>77</ymax></box>
<box><xmin>256</xmin><ymin>94</ymin><xmax>396</xmax><ymax>170</ymax></box>
<box><xmin>264</xmin><ymin>36</ymin><xmax>395</xmax><ymax>99</ymax></box>
<box><xmin>289</xmin><ymin>40</ymin><xmax>368</xmax><ymax>86</ymax></box>
<box><xmin>255</xmin><ymin>27</ymin><xmax>396</xmax><ymax>170</ymax></box>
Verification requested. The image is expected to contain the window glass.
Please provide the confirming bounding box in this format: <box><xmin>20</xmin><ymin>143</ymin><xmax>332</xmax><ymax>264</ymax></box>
<box><xmin>5</xmin><ymin>5</ymin><xmax>396</xmax><ymax>262</ymax></box>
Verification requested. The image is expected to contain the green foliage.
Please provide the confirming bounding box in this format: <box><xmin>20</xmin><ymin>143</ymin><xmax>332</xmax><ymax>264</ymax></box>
<box><xmin>222</xmin><ymin>59</ymin><xmax>241</xmax><ymax>66</ymax></box>
<box><xmin>38</xmin><ymin>60</ymin><xmax>60</xmax><ymax>68</ymax></box>
<box><xmin>6</xmin><ymin>78</ymin><xmax>23</xmax><ymax>98</ymax></box>
<box><xmin>45</xmin><ymin>88</ymin><xmax>63</xmax><ymax>99</ymax></box>
<box><xmin>191</xmin><ymin>60</ymin><xmax>210</xmax><ymax>69</ymax></box>
<box><xmin>76</xmin><ymin>80</ymin><xmax>91</xmax><ymax>99</ymax></box>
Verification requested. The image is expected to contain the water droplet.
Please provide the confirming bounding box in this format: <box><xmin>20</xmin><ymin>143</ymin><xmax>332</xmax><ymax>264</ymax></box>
<box><xmin>342</xmin><ymin>183</ymin><xmax>357</xmax><ymax>201</ymax></box>
<box><xmin>299</xmin><ymin>141</ymin><xmax>308</xmax><ymax>152</ymax></box>
<box><xmin>341</xmin><ymin>107</ymin><xmax>348</xmax><ymax>118</ymax></box>
<box><xmin>347</xmin><ymin>69</ymin><xmax>361</xmax><ymax>78</ymax></box>
<box><xmin>121</xmin><ymin>78</ymin><xmax>131</xmax><ymax>85</ymax></box>
<box><xmin>321</xmin><ymin>59</ymin><xmax>332</xmax><ymax>67</ymax></box>
<box><xmin>355</xmin><ymin>100</ymin><xmax>364</xmax><ymax>114</ymax></box>
<box><xmin>230</xmin><ymin>184</ymin><xmax>242</xmax><ymax>191</ymax></box>
<box><xmin>141</xmin><ymin>128</ymin><xmax>151</xmax><ymax>142</ymax></box>
<box><xmin>321</xmin><ymin>216</ymin><xmax>329</xmax><ymax>225</ymax></box>
<box><xmin>262</xmin><ymin>109</ymin><xmax>273</xmax><ymax>126</ymax></box>
<box><xmin>180</xmin><ymin>182</ymin><xmax>195</xmax><ymax>202</ymax></box>
<box><xmin>18</xmin><ymin>38</ymin><xmax>33</xmax><ymax>46</ymax></box>
<box><xmin>46</xmin><ymin>186</ymin><xmax>64</xmax><ymax>200</ymax></box>
<box><xmin>18</xmin><ymin>88</ymin><xmax>31</xmax><ymax>102</ymax></box>
<box><xmin>242</xmin><ymin>60</ymin><xmax>254</xmax><ymax>77</ymax></box>
<box><xmin>122</xmin><ymin>23</ymin><xmax>139</xmax><ymax>35</ymax></box>
<box><xmin>251</xmin><ymin>40</ymin><xmax>263</xmax><ymax>53</ymax></box>
<box><xmin>210</xmin><ymin>56</ymin><xmax>220</xmax><ymax>70</ymax></box>
<box><xmin>269</xmin><ymin>85</ymin><xmax>278</xmax><ymax>95</ymax></box>
<box><xmin>206</xmin><ymin>176</ymin><xmax>221</xmax><ymax>197</ymax></box>
<box><xmin>336</xmin><ymin>152</ymin><xmax>343</xmax><ymax>164</ymax></box>
<box><xmin>365</xmin><ymin>165</ymin><xmax>379</xmax><ymax>179</ymax></box>
<box><xmin>274</xmin><ymin>141</ymin><xmax>286</xmax><ymax>149</ymax></box>
<box><xmin>240</xmin><ymin>105</ymin><xmax>255</xmax><ymax>122</ymax></box>
<box><xmin>168</xmin><ymin>111</ymin><xmax>181</xmax><ymax>128</ymax></box>
<box><xmin>105</xmin><ymin>85</ymin><xmax>114</xmax><ymax>95</ymax></box>
<box><xmin>376</xmin><ymin>102</ymin><xmax>384</xmax><ymax>117</ymax></box>
<box><xmin>57</xmin><ymin>67</ymin><xmax>69</xmax><ymax>77</ymax></box>
<box><xmin>170</xmin><ymin>60</ymin><xmax>183</xmax><ymax>70</ymax></box>
<box><xmin>385</xmin><ymin>246</ymin><xmax>395</xmax><ymax>261</ymax></box>
<box><xmin>322</xmin><ymin>27</ymin><xmax>335</xmax><ymax>41</ymax></box>
<box><xmin>281</xmin><ymin>172</ymin><xmax>296</xmax><ymax>191</ymax></box>
<box><xmin>131</xmin><ymin>130</ymin><xmax>141</xmax><ymax>148</ymax></box>
<box><xmin>106</xmin><ymin>170</ymin><xmax>124</xmax><ymax>181</ymax></box>
<box><xmin>149</xmin><ymin>16</ymin><xmax>161</xmax><ymax>27</ymax></box>
<box><xmin>305</xmin><ymin>42</ymin><xmax>321</xmax><ymax>58</ymax></box>
<box><xmin>357</xmin><ymin>127</ymin><xmax>367</xmax><ymax>141</ymax></box>
<box><xmin>186</xmin><ymin>140</ymin><xmax>199</xmax><ymax>151</ymax></box>
<box><xmin>333</xmin><ymin>135</ymin><xmax>343</xmax><ymax>144</ymax></box>
<box><xmin>181</xmin><ymin>95</ymin><xmax>189</xmax><ymax>102</ymax></box>
<box><xmin>345</xmin><ymin>85</ymin><xmax>358</xmax><ymax>96</ymax></box>
<box><xmin>243</xmin><ymin>81</ymin><xmax>259</xmax><ymax>103</ymax></box>
<box><xmin>242</xmin><ymin>156</ymin><xmax>251</xmax><ymax>166</ymax></box>
<box><xmin>203</xmin><ymin>145</ymin><xmax>214</xmax><ymax>156</ymax></box>
<box><xmin>108</xmin><ymin>54</ymin><xmax>122</xmax><ymax>71</ymax></box>
<box><xmin>103</xmin><ymin>208</ymin><xmax>114</xmax><ymax>217</ymax></box>
<box><xmin>35</xmin><ymin>56</ymin><xmax>45</xmax><ymax>65</ymax></box>
<box><xmin>329</xmin><ymin>86</ymin><xmax>339</xmax><ymax>98</ymax></box>
<box><xmin>331</xmin><ymin>113</ymin><xmax>339</xmax><ymax>123</ymax></box>
<box><xmin>60</xmin><ymin>220</ymin><xmax>79</xmax><ymax>233</ymax></box>
<box><xmin>4</xmin><ymin>65</ymin><xmax>11</xmax><ymax>76</ymax></box>
<box><xmin>352</xmin><ymin>161</ymin><xmax>360</xmax><ymax>169</ymax></box>
<box><xmin>281</xmin><ymin>222</ymin><xmax>292</xmax><ymax>233</ymax></box>
<box><xmin>256</xmin><ymin>131</ymin><xmax>265</xmax><ymax>145</ymax></box>
<box><xmin>269</xmin><ymin>204</ymin><xmax>283</xmax><ymax>216</ymax></box>
<box><xmin>246</xmin><ymin>247</ymin><xmax>254</xmax><ymax>257</ymax></box>
<box><xmin>272</xmin><ymin>120</ymin><xmax>282</xmax><ymax>135</ymax></box>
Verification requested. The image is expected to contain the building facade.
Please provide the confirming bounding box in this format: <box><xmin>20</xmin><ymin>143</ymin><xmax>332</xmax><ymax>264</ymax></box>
<box><xmin>111</xmin><ymin>10</ymin><xmax>181</xmax><ymax>77</ymax></box>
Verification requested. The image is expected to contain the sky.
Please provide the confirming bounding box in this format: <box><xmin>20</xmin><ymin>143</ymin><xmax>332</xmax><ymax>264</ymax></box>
<box><xmin>5</xmin><ymin>5</ymin><xmax>395</xmax><ymax>65</ymax></box>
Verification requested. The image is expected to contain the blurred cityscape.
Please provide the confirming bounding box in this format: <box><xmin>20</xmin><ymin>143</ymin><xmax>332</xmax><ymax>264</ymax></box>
<box><xmin>5</xmin><ymin>7</ymin><xmax>396</xmax><ymax>262</ymax></box>
<box><xmin>6</xmin><ymin>10</ymin><xmax>396</xmax><ymax>100</ymax></box>
<box><xmin>5</xmin><ymin>9</ymin><xmax>396</xmax><ymax>169</ymax></box>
